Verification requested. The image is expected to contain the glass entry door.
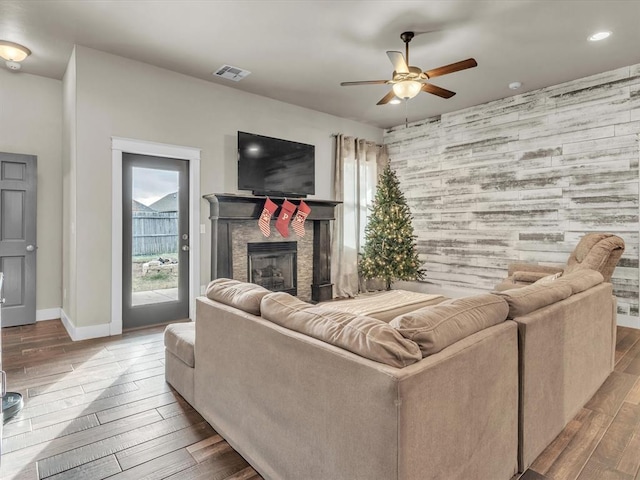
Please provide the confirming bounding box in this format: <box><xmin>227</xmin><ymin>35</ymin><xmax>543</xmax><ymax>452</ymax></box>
<box><xmin>122</xmin><ymin>153</ymin><xmax>189</xmax><ymax>328</ymax></box>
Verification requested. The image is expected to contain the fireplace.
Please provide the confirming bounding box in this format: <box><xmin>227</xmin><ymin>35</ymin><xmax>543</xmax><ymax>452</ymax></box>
<box><xmin>248</xmin><ymin>242</ymin><xmax>297</xmax><ymax>295</ymax></box>
<box><xmin>204</xmin><ymin>194</ymin><xmax>341</xmax><ymax>302</ymax></box>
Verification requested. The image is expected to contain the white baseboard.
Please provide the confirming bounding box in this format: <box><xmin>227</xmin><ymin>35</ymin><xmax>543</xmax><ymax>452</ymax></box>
<box><xmin>60</xmin><ymin>309</ymin><xmax>112</xmax><ymax>341</ymax></box>
<box><xmin>36</xmin><ymin>307</ymin><xmax>61</xmax><ymax>322</ymax></box>
<box><xmin>617</xmin><ymin>314</ymin><xmax>640</xmax><ymax>330</ymax></box>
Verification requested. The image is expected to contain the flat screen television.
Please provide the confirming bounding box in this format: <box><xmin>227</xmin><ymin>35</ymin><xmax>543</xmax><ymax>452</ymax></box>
<box><xmin>237</xmin><ymin>131</ymin><xmax>315</xmax><ymax>197</ymax></box>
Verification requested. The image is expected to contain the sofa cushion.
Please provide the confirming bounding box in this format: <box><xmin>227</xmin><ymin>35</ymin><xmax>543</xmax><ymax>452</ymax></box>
<box><xmin>261</xmin><ymin>292</ymin><xmax>422</xmax><ymax>368</ymax></box>
<box><xmin>205</xmin><ymin>278</ymin><xmax>270</xmax><ymax>315</ymax></box>
<box><xmin>541</xmin><ymin>269</ymin><xmax>604</xmax><ymax>294</ymax></box>
<box><xmin>164</xmin><ymin>322</ymin><xmax>195</xmax><ymax>367</ymax></box>
<box><xmin>493</xmin><ymin>282</ymin><xmax>572</xmax><ymax>319</ymax></box>
<box><xmin>389</xmin><ymin>294</ymin><xmax>508</xmax><ymax>356</ymax></box>
<box><xmin>322</xmin><ymin>290</ymin><xmax>446</xmax><ymax>322</ymax></box>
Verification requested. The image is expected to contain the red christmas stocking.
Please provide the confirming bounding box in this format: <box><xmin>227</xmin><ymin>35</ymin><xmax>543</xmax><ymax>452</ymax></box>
<box><xmin>292</xmin><ymin>200</ymin><xmax>311</xmax><ymax>237</ymax></box>
<box><xmin>275</xmin><ymin>199</ymin><xmax>296</xmax><ymax>237</ymax></box>
<box><xmin>258</xmin><ymin>197</ymin><xmax>278</xmax><ymax>237</ymax></box>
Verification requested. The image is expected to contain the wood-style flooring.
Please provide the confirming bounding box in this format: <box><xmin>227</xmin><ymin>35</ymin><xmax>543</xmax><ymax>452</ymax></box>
<box><xmin>1</xmin><ymin>320</ymin><xmax>639</xmax><ymax>480</ymax></box>
<box><xmin>1</xmin><ymin>320</ymin><xmax>260</xmax><ymax>480</ymax></box>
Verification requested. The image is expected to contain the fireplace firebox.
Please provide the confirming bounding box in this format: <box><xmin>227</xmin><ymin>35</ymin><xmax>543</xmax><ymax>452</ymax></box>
<box><xmin>248</xmin><ymin>242</ymin><xmax>297</xmax><ymax>295</ymax></box>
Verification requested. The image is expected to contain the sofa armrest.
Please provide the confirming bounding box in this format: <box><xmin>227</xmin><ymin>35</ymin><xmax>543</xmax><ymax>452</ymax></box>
<box><xmin>512</xmin><ymin>271</ymin><xmax>554</xmax><ymax>283</ymax></box>
<box><xmin>507</xmin><ymin>262</ymin><xmax>565</xmax><ymax>277</ymax></box>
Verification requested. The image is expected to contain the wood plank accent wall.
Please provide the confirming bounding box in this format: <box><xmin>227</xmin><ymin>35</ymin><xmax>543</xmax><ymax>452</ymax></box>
<box><xmin>384</xmin><ymin>64</ymin><xmax>640</xmax><ymax>318</ymax></box>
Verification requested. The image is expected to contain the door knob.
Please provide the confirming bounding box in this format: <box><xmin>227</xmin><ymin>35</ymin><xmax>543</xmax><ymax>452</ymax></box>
<box><xmin>181</xmin><ymin>245</ymin><xmax>190</xmax><ymax>251</ymax></box>
<box><xmin>26</xmin><ymin>244</ymin><xmax>36</xmax><ymax>252</ymax></box>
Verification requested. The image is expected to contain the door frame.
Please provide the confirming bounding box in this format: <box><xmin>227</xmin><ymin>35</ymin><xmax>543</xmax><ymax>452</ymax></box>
<box><xmin>111</xmin><ymin>137</ymin><xmax>200</xmax><ymax>336</ymax></box>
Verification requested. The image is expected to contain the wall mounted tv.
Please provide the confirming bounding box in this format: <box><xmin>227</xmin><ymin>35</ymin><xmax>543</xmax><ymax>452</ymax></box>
<box><xmin>237</xmin><ymin>131</ymin><xmax>315</xmax><ymax>197</ymax></box>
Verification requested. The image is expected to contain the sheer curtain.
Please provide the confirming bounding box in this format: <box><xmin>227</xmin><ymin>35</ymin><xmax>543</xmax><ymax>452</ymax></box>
<box><xmin>331</xmin><ymin>135</ymin><xmax>388</xmax><ymax>298</ymax></box>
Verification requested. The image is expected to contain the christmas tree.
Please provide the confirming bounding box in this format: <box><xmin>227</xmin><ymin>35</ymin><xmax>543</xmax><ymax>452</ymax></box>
<box><xmin>360</xmin><ymin>163</ymin><xmax>425</xmax><ymax>290</ymax></box>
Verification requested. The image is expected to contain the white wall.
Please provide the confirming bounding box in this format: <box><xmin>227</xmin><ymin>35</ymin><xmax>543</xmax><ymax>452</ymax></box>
<box><xmin>0</xmin><ymin>68</ymin><xmax>62</xmax><ymax>313</ymax></box>
<box><xmin>68</xmin><ymin>46</ymin><xmax>382</xmax><ymax>328</ymax></box>
<box><xmin>62</xmin><ymin>48</ymin><xmax>77</xmax><ymax>322</ymax></box>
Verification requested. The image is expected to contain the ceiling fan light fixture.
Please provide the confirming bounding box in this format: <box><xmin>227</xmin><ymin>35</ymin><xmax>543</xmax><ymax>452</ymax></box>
<box><xmin>392</xmin><ymin>80</ymin><xmax>422</xmax><ymax>100</ymax></box>
<box><xmin>389</xmin><ymin>97</ymin><xmax>402</xmax><ymax>105</ymax></box>
<box><xmin>0</xmin><ymin>40</ymin><xmax>31</xmax><ymax>62</ymax></box>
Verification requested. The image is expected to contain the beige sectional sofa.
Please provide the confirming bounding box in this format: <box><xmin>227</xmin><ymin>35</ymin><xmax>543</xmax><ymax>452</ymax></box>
<box><xmin>164</xmin><ymin>270</ymin><xmax>615</xmax><ymax>479</ymax></box>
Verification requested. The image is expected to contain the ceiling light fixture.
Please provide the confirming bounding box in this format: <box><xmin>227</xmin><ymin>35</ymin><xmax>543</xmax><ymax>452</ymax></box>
<box><xmin>509</xmin><ymin>81</ymin><xmax>522</xmax><ymax>90</ymax></box>
<box><xmin>0</xmin><ymin>40</ymin><xmax>31</xmax><ymax>70</ymax></box>
<box><xmin>389</xmin><ymin>97</ymin><xmax>402</xmax><ymax>105</ymax></box>
<box><xmin>588</xmin><ymin>31</ymin><xmax>611</xmax><ymax>42</ymax></box>
<box><xmin>392</xmin><ymin>80</ymin><xmax>422</xmax><ymax>100</ymax></box>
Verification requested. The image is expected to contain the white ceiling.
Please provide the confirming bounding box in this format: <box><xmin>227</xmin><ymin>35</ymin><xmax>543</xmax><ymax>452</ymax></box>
<box><xmin>2</xmin><ymin>0</ymin><xmax>640</xmax><ymax>129</ymax></box>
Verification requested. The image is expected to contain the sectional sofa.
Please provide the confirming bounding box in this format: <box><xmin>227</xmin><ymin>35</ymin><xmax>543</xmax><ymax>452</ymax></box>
<box><xmin>164</xmin><ymin>269</ymin><xmax>615</xmax><ymax>479</ymax></box>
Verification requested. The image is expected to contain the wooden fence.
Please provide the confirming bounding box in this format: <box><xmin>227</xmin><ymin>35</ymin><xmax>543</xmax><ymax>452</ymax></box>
<box><xmin>132</xmin><ymin>211</ymin><xmax>178</xmax><ymax>256</ymax></box>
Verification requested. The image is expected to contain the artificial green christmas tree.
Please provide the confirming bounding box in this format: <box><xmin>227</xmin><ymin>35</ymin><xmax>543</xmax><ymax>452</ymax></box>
<box><xmin>360</xmin><ymin>163</ymin><xmax>425</xmax><ymax>290</ymax></box>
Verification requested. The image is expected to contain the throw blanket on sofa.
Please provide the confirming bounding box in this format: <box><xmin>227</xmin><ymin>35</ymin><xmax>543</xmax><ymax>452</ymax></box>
<box><xmin>324</xmin><ymin>290</ymin><xmax>446</xmax><ymax>322</ymax></box>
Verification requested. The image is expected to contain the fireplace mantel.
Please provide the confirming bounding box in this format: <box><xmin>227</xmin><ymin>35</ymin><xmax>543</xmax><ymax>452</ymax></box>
<box><xmin>204</xmin><ymin>193</ymin><xmax>341</xmax><ymax>302</ymax></box>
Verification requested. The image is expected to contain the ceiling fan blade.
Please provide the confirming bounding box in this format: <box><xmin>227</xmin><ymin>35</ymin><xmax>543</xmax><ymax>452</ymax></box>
<box><xmin>377</xmin><ymin>90</ymin><xmax>397</xmax><ymax>105</ymax></box>
<box><xmin>424</xmin><ymin>58</ymin><xmax>477</xmax><ymax>79</ymax></box>
<box><xmin>386</xmin><ymin>51</ymin><xmax>409</xmax><ymax>74</ymax></box>
<box><xmin>421</xmin><ymin>83</ymin><xmax>456</xmax><ymax>99</ymax></box>
<box><xmin>340</xmin><ymin>80</ymin><xmax>389</xmax><ymax>86</ymax></box>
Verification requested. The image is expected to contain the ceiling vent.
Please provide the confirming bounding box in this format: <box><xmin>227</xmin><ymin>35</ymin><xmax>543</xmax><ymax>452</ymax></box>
<box><xmin>213</xmin><ymin>65</ymin><xmax>251</xmax><ymax>82</ymax></box>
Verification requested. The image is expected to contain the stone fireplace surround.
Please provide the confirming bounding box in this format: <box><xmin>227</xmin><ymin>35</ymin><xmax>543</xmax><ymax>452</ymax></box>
<box><xmin>204</xmin><ymin>194</ymin><xmax>340</xmax><ymax>302</ymax></box>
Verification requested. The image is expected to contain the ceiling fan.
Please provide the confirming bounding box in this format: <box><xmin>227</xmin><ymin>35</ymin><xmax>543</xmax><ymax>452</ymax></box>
<box><xmin>340</xmin><ymin>31</ymin><xmax>477</xmax><ymax>105</ymax></box>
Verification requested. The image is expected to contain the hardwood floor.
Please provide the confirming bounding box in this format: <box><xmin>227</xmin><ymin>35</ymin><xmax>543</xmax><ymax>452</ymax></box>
<box><xmin>2</xmin><ymin>320</ymin><xmax>639</xmax><ymax>480</ymax></box>
<box><xmin>1</xmin><ymin>320</ymin><xmax>261</xmax><ymax>480</ymax></box>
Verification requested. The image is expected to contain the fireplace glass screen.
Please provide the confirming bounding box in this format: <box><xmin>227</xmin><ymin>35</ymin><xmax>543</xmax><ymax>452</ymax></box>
<box><xmin>247</xmin><ymin>242</ymin><xmax>297</xmax><ymax>296</ymax></box>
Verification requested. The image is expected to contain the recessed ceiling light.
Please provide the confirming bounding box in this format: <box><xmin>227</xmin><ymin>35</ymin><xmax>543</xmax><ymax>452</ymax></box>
<box><xmin>508</xmin><ymin>81</ymin><xmax>522</xmax><ymax>90</ymax></box>
<box><xmin>389</xmin><ymin>97</ymin><xmax>401</xmax><ymax>105</ymax></box>
<box><xmin>588</xmin><ymin>31</ymin><xmax>612</xmax><ymax>42</ymax></box>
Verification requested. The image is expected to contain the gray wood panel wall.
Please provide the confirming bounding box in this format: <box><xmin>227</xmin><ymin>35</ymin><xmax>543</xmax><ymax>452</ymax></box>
<box><xmin>384</xmin><ymin>64</ymin><xmax>640</xmax><ymax>318</ymax></box>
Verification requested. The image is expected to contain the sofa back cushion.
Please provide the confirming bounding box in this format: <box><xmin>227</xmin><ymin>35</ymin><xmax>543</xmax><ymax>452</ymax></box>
<box><xmin>261</xmin><ymin>292</ymin><xmax>422</xmax><ymax>368</ymax></box>
<box><xmin>389</xmin><ymin>294</ymin><xmax>508</xmax><ymax>356</ymax></box>
<box><xmin>493</xmin><ymin>282</ymin><xmax>572</xmax><ymax>319</ymax></box>
<box><xmin>565</xmin><ymin>233</ymin><xmax>625</xmax><ymax>282</ymax></box>
<box><xmin>205</xmin><ymin>278</ymin><xmax>270</xmax><ymax>315</ymax></box>
<box><xmin>536</xmin><ymin>269</ymin><xmax>604</xmax><ymax>295</ymax></box>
